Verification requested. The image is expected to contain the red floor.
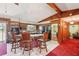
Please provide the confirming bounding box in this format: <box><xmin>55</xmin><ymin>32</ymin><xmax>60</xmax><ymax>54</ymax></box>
<box><xmin>47</xmin><ymin>39</ymin><xmax>79</xmax><ymax>56</ymax></box>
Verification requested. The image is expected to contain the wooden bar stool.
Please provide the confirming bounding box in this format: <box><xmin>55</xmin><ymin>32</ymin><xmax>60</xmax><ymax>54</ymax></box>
<box><xmin>11</xmin><ymin>32</ymin><xmax>20</xmax><ymax>53</ymax></box>
<box><xmin>21</xmin><ymin>32</ymin><xmax>32</xmax><ymax>55</ymax></box>
<box><xmin>38</xmin><ymin>32</ymin><xmax>48</xmax><ymax>53</ymax></box>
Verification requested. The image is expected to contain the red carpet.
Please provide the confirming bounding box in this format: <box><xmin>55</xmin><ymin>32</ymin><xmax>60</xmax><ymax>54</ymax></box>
<box><xmin>47</xmin><ymin>39</ymin><xmax>79</xmax><ymax>56</ymax></box>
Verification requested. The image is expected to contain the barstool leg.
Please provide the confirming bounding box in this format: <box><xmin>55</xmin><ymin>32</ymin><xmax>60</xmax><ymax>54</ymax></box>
<box><xmin>39</xmin><ymin>42</ymin><xmax>42</xmax><ymax>53</ymax></box>
<box><xmin>40</xmin><ymin>47</ymin><xmax>41</xmax><ymax>53</ymax></box>
<box><xmin>11</xmin><ymin>43</ymin><xmax>13</xmax><ymax>51</ymax></box>
<box><xmin>29</xmin><ymin>43</ymin><xmax>31</xmax><ymax>55</ymax></box>
<box><xmin>45</xmin><ymin>46</ymin><xmax>48</xmax><ymax>52</ymax></box>
<box><xmin>45</xmin><ymin>42</ymin><xmax>48</xmax><ymax>52</ymax></box>
<box><xmin>11</xmin><ymin>41</ymin><xmax>20</xmax><ymax>54</ymax></box>
<box><xmin>23</xmin><ymin>45</ymin><xmax>26</xmax><ymax>54</ymax></box>
<box><xmin>22</xmin><ymin>42</ymin><xmax>32</xmax><ymax>56</ymax></box>
<box><xmin>14</xmin><ymin>43</ymin><xmax>16</xmax><ymax>54</ymax></box>
<box><xmin>20</xmin><ymin>47</ymin><xmax>22</xmax><ymax>50</ymax></box>
<box><xmin>29</xmin><ymin>50</ymin><xmax>30</xmax><ymax>55</ymax></box>
<box><xmin>39</xmin><ymin>41</ymin><xmax>48</xmax><ymax>53</ymax></box>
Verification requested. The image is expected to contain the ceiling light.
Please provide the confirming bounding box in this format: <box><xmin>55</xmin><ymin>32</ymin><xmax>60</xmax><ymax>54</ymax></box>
<box><xmin>70</xmin><ymin>21</ymin><xmax>74</xmax><ymax>24</ymax></box>
<box><xmin>4</xmin><ymin>4</ymin><xmax>8</xmax><ymax>15</ymax></box>
<box><xmin>69</xmin><ymin>13</ymin><xmax>72</xmax><ymax>16</ymax></box>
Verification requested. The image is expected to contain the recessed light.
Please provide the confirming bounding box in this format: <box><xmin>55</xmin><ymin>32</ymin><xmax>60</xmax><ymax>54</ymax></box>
<box><xmin>69</xmin><ymin>13</ymin><xmax>72</xmax><ymax>16</ymax></box>
<box><xmin>70</xmin><ymin>21</ymin><xmax>74</xmax><ymax>24</ymax></box>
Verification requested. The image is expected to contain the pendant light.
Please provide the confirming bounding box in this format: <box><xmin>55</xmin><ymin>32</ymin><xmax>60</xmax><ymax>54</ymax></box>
<box><xmin>19</xmin><ymin>16</ymin><xmax>20</xmax><ymax>28</ymax></box>
<box><xmin>19</xmin><ymin>15</ymin><xmax>22</xmax><ymax>30</ymax></box>
<box><xmin>5</xmin><ymin>4</ymin><xmax>7</xmax><ymax>16</ymax></box>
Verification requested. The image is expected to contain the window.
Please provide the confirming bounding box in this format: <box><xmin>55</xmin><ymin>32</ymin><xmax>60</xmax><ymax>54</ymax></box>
<box><xmin>27</xmin><ymin>25</ymin><xmax>36</xmax><ymax>33</ymax></box>
<box><xmin>69</xmin><ymin>25</ymin><xmax>79</xmax><ymax>36</ymax></box>
<box><xmin>51</xmin><ymin>24</ymin><xmax>58</xmax><ymax>35</ymax></box>
<box><xmin>0</xmin><ymin>23</ymin><xmax>6</xmax><ymax>42</ymax></box>
<box><xmin>51</xmin><ymin>24</ymin><xmax>58</xmax><ymax>40</ymax></box>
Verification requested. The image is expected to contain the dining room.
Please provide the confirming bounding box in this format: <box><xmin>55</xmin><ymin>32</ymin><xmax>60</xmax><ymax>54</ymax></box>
<box><xmin>0</xmin><ymin>3</ymin><xmax>79</xmax><ymax>56</ymax></box>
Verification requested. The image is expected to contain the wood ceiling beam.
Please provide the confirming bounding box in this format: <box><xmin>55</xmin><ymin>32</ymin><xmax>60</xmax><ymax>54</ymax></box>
<box><xmin>47</xmin><ymin>3</ymin><xmax>62</xmax><ymax>14</ymax></box>
<box><xmin>62</xmin><ymin>9</ymin><xmax>79</xmax><ymax>17</ymax></box>
<box><xmin>38</xmin><ymin>8</ymin><xmax>79</xmax><ymax>23</ymax></box>
<box><xmin>38</xmin><ymin>13</ymin><xmax>59</xmax><ymax>23</ymax></box>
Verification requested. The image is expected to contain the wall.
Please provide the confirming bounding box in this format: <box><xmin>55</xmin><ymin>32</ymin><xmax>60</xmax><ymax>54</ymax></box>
<box><xmin>0</xmin><ymin>18</ymin><xmax>9</xmax><ymax>55</ymax></box>
<box><xmin>0</xmin><ymin>43</ymin><xmax>7</xmax><ymax>55</ymax></box>
<box><xmin>62</xmin><ymin>20</ymin><xmax>70</xmax><ymax>40</ymax></box>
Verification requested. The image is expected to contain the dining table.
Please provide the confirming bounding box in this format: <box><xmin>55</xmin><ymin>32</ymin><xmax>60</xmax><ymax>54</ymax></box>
<box><xmin>30</xmin><ymin>34</ymin><xmax>43</xmax><ymax>39</ymax></box>
<box><xmin>16</xmin><ymin>33</ymin><xmax>43</xmax><ymax>39</ymax></box>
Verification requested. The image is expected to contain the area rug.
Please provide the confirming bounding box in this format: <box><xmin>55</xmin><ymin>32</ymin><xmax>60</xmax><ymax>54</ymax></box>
<box><xmin>47</xmin><ymin>39</ymin><xmax>79</xmax><ymax>56</ymax></box>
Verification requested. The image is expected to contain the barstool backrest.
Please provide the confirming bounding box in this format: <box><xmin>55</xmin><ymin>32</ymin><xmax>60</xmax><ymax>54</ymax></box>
<box><xmin>43</xmin><ymin>32</ymin><xmax>49</xmax><ymax>41</ymax></box>
<box><xmin>12</xmin><ymin>32</ymin><xmax>16</xmax><ymax>42</ymax></box>
<box><xmin>22</xmin><ymin>32</ymin><xmax>30</xmax><ymax>40</ymax></box>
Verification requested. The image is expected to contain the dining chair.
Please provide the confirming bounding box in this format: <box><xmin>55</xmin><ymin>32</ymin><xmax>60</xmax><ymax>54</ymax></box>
<box><xmin>38</xmin><ymin>32</ymin><xmax>48</xmax><ymax>53</ymax></box>
<box><xmin>11</xmin><ymin>32</ymin><xmax>20</xmax><ymax>53</ymax></box>
<box><xmin>20</xmin><ymin>32</ymin><xmax>32</xmax><ymax>55</ymax></box>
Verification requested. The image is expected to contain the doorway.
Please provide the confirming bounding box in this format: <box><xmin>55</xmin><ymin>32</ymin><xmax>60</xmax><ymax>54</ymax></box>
<box><xmin>51</xmin><ymin>24</ymin><xmax>58</xmax><ymax>40</ymax></box>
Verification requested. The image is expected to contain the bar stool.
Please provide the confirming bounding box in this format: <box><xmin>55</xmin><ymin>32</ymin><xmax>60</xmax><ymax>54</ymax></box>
<box><xmin>11</xmin><ymin>32</ymin><xmax>20</xmax><ymax>53</ymax></box>
<box><xmin>20</xmin><ymin>32</ymin><xmax>32</xmax><ymax>55</ymax></box>
<box><xmin>38</xmin><ymin>32</ymin><xmax>48</xmax><ymax>53</ymax></box>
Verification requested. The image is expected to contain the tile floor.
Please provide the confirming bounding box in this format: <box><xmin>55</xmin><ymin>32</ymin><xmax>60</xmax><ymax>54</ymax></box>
<box><xmin>6</xmin><ymin>40</ymin><xmax>58</xmax><ymax>56</ymax></box>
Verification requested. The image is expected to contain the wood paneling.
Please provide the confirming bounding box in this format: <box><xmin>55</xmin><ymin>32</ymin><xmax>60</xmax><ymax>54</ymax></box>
<box><xmin>10</xmin><ymin>21</ymin><xmax>19</xmax><ymax>26</ymax></box>
<box><xmin>57</xmin><ymin>19</ymin><xmax>63</xmax><ymax>44</ymax></box>
<box><xmin>57</xmin><ymin>19</ymin><xmax>70</xmax><ymax>44</ymax></box>
<box><xmin>0</xmin><ymin>18</ymin><xmax>10</xmax><ymax>21</ymax></box>
<box><xmin>62</xmin><ymin>21</ymin><xmax>70</xmax><ymax>40</ymax></box>
<box><xmin>20</xmin><ymin>23</ymin><xmax>27</xmax><ymax>30</ymax></box>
